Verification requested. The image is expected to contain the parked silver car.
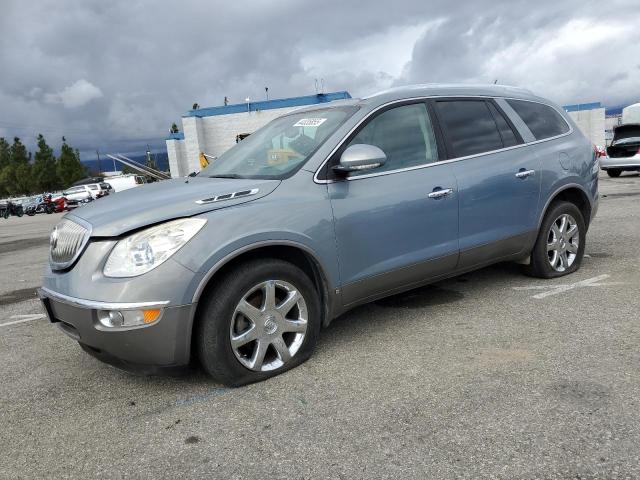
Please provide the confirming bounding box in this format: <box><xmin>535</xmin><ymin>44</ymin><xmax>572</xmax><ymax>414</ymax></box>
<box><xmin>602</xmin><ymin>124</ymin><xmax>640</xmax><ymax>177</ymax></box>
<box><xmin>39</xmin><ymin>84</ymin><xmax>599</xmax><ymax>386</ymax></box>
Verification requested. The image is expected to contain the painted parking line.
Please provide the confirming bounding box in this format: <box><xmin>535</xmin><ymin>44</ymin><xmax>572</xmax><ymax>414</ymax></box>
<box><xmin>513</xmin><ymin>274</ymin><xmax>626</xmax><ymax>299</ymax></box>
<box><xmin>0</xmin><ymin>314</ymin><xmax>46</xmax><ymax>328</ymax></box>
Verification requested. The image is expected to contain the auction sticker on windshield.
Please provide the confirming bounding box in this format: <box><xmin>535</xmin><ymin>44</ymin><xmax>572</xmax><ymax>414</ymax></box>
<box><xmin>293</xmin><ymin>118</ymin><xmax>327</xmax><ymax>127</ymax></box>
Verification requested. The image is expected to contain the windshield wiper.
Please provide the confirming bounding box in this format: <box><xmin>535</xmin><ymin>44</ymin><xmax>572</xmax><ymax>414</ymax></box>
<box><xmin>208</xmin><ymin>174</ymin><xmax>245</xmax><ymax>179</ymax></box>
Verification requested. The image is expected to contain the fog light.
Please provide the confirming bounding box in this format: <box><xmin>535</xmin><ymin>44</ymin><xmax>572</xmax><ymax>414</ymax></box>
<box><xmin>98</xmin><ymin>310</ymin><xmax>124</xmax><ymax>328</ymax></box>
<box><xmin>97</xmin><ymin>309</ymin><xmax>163</xmax><ymax>328</ymax></box>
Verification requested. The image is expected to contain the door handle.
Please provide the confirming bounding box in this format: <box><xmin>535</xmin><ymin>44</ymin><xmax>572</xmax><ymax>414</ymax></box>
<box><xmin>427</xmin><ymin>188</ymin><xmax>454</xmax><ymax>199</ymax></box>
<box><xmin>515</xmin><ymin>169</ymin><xmax>535</xmax><ymax>179</ymax></box>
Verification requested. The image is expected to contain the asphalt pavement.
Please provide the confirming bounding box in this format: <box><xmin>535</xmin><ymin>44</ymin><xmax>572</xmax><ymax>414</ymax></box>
<box><xmin>1</xmin><ymin>172</ymin><xmax>639</xmax><ymax>479</ymax></box>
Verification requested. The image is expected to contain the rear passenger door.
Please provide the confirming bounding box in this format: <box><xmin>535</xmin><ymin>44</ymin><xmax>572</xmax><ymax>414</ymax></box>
<box><xmin>432</xmin><ymin>98</ymin><xmax>541</xmax><ymax>268</ymax></box>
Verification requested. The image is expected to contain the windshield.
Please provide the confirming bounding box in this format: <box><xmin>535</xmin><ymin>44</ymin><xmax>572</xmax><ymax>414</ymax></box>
<box><xmin>200</xmin><ymin>106</ymin><xmax>357</xmax><ymax>179</ymax></box>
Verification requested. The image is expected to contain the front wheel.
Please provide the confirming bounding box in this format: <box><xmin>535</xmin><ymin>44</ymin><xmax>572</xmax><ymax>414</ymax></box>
<box><xmin>606</xmin><ymin>169</ymin><xmax>622</xmax><ymax>178</ymax></box>
<box><xmin>196</xmin><ymin>258</ymin><xmax>321</xmax><ymax>386</ymax></box>
<box><xmin>523</xmin><ymin>201</ymin><xmax>586</xmax><ymax>279</ymax></box>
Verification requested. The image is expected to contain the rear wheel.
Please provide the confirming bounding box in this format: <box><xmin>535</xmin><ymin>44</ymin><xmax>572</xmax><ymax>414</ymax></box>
<box><xmin>523</xmin><ymin>201</ymin><xmax>586</xmax><ymax>278</ymax></box>
<box><xmin>196</xmin><ymin>258</ymin><xmax>321</xmax><ymax>386</ymax></box>
<box><xmin>606</xmin><ymin>169</ymin><xmax>622</xmax><ymax>178</ymax></box>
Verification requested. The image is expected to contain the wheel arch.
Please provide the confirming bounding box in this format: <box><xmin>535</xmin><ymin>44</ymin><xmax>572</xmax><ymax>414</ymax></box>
<box><xmin>538</xmin><ymin>184</ymin><xmax>593</xmax><ymax>231</ymax></box>
<box><xmin>191</xmin><ymin>241</ymin><xmax>334</xmax><ymax>332</ymax></box>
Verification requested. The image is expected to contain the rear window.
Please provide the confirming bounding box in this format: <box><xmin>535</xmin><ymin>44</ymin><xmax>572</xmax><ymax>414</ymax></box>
<box><xmin>435</xmin><ymin>100</ymin><xmax>504</xmax><ymax>158</ymax></box>
<box><xmin>507</xmin><ymin>100</ymin><xmax>569</xmax><ymax>140</ymax></box>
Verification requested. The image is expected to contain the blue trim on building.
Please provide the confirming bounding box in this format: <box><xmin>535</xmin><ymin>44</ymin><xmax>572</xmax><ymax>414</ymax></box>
<box><xmin>563</xmin><ymin>102</ymin><xmax>602</xmax><ymax>113</ymax></box>
<box><xmin>183</xmin><ymin>91</ymin><xmax>352</xmax><ymax>118</ymax></box>
<box><xmin>605</xmin><ymin>106</ymin><xmax>625</xmax><ymax>117</ymax></box>
<box><xmin>166</xmin><ymin>132</ymin><xmax>185</xmax><ymax>140</ymax></box>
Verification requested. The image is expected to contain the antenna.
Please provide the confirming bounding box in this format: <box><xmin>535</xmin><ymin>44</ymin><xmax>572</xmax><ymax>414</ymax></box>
<box><xmin>265</xmin><ymin>87</ymin><xmax>269</xmax><ymax>100</ymax></box>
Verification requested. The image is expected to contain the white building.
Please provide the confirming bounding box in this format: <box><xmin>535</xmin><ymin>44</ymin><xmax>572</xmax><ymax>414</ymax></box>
<box><xmin>166</xmin><ymin>91</ymin><xmax>351</xmax><ymax>177</ymax></box>
<box><xmin>563</xmin><ymin>102</ymin><xmax>606</xmax><ymax>147</ymax></box>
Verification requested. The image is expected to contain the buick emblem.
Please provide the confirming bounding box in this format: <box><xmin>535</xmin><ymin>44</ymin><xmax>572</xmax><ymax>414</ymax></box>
<box><xmin>50</xmin><ymin>227</ymin><xmax>58</xmax><ymax>250</ymax></box>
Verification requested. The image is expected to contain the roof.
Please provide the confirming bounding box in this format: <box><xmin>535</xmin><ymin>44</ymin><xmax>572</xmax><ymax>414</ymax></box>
<box><xmin>360</xmin><ymin>84</ymin><xmax>541</xmax><ymax>107</ymax></box>
<box><xmin>183</xmin><ymin>91</ymin><xmax>352</xmax><ymax>118</ymax></box>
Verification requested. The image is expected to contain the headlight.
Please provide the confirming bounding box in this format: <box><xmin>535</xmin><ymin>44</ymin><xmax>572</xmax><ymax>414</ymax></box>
<box><xmin>103</xmin><ymin>218</ymin><xmax>206</xmax><ymax>277</ymax></box>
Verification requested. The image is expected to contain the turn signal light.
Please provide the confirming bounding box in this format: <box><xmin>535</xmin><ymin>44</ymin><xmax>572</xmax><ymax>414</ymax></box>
<box><xmin>143</xmin><ymin>309</ymin><xmax>161</xmax><ymax>323</ymax></box>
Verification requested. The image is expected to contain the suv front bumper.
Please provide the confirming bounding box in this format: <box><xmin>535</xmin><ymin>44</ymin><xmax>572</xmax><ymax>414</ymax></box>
<box><xmin>38</xmin><ymin>288</ymin><xmax>196</xmax><ymax>370</ymax></box>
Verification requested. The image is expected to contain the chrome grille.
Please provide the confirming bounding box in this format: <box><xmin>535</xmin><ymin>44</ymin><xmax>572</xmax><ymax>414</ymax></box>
<box><xmin>50</xmin><ymin>218</ymin><xmax>90</xmax><ymax>270</ymax></box>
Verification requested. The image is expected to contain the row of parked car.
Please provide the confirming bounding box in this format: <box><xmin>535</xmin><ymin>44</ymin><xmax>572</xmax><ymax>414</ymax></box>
<box><xmin>0</xmin><ymin>182</ymin><xmax>113</xmax><ymax>219</ymax></box>
<box><xmin>1</xmin><ymin>174</ymin><xmax>149</xmax><ymax>219</ymax></box>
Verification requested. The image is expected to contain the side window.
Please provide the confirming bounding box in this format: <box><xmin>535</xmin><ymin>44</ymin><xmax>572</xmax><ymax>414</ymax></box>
<box><xmin>346</xmin><ymin>103</ymin><xmax>438</xmax><ymax>175</ymax></box>
<box><xmin>506</xmin><ymin>99</ymin><xmax>570</xmax><ymax>140</ymax></box>
<box><xmin>487</xmin><ymin>102</ymin><xmax>520</xmax><ymax>147</ymax></box>
<box><xmin>435</xmin><ymin>100</ymin><xmax>503</xmax><ymax>158</ymax></box>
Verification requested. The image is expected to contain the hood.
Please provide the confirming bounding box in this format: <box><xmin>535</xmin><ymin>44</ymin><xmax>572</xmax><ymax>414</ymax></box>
<box><xmin>68</xmin><ymin>176</ymin><xmax>280</xmax><ymax>237</ymax></box>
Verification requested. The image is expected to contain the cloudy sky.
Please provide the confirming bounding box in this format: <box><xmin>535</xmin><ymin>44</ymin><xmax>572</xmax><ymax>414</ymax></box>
<box><xmin>1</xmin><ymin>0</ymin><xmax>639</xmax><ymax>160</ymax></box>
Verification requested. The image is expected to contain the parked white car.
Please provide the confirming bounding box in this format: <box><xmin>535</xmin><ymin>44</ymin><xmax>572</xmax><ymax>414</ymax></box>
<box><xmin>101</xmin><ymin>174</ymin><xmax>146</xmax><ymax>192</ymax></box>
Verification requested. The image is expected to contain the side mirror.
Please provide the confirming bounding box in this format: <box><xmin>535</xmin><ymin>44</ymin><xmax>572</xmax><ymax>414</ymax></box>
<box><xmin>333</xmin><ymin>144</ymin><xmax>386</xmax><ymax>174</ymax></box>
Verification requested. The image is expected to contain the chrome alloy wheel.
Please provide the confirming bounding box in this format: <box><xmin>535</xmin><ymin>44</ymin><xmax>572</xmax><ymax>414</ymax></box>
<box><xmin>230</xmin><ymin>280</ymin><xmax>308</xmax><ymax>372</ymax></box>
<box><xmin>547</xmin><ymin>213</ymin><xmax>579</xmax><ymax>272</ymax></box>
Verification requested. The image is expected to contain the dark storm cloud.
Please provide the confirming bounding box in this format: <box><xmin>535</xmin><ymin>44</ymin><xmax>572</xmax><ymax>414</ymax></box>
<box><xmin>0</xmin><ymin>0</ymin><xmax>638</xmax><ymax>158</ymax></box>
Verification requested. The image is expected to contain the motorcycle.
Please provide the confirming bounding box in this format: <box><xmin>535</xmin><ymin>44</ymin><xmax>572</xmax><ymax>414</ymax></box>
<box><xmin>1</xmin><ymin>200</ymin><xmax>25</xmax><ymax>219</ymax></box>
<box><xmin>25</xmin><ymin>195</ymin><xmax>57</xmax><ymax>216</ymax></box>
<box><xmin>48</xmin><ymin>195</ymin><xmax>67</xmax><ymax>213</ymax></box>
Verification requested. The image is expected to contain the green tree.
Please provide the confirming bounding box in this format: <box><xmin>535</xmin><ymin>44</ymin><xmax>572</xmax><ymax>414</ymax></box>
<box><xmin>170</xmin><ymin>123</ymin><xmax>179</xmax><ymax>134</ymax></box>
<box><xmin>0</xmin><ymin>137</ymin><xmax>9</xmax><ymax>170</ymax></box>
<box><xmin>56</xmin><ymin>136</ymin><xmax>86</xmax><ymax>187</ymax></box>
<box><xmin>0</xmin><ymin>138</ymin><xmax>10</xmax><ymax>196</ymax></box>
<box><xmin>32</xmin><ymin>134</ymin><xmax>60</xmax><ymax>192</ymax></box>
<box><xmin>8</xmin><ymin>137</ymin><xmax>33</xmax><ymax>195</ymax></box>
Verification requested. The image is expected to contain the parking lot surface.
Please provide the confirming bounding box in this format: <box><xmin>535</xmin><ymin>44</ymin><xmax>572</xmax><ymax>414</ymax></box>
<box><xmin>1</xmin><ymin>173</ymin><xmax>639</xmax><ymax>479</ymax></box>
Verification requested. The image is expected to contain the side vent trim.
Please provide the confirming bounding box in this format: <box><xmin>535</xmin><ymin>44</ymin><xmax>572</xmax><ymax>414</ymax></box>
<box><xmin>196</xmin><ymin>188</ymin><xmax>259</xmax><ymax>205</ymax></box>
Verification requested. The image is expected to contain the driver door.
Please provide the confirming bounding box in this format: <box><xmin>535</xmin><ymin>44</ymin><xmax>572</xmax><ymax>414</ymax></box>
<box><xmin>327</xmin><ymin>102</ymin><xmax>459</xmax><ymax>306</ymax></box>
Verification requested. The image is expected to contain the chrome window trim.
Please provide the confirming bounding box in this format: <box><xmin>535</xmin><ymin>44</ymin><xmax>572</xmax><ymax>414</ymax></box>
<box><xmin>49</xmin><ymin>216</ymin><xmax>93</xmax><ymax>271</ymax></box>
<box><xmin>313</xmin><ymin>95</ymin><xmax>573</xmax><ymax>184</ymax></box>
<box><xmin>39</xmin><ymin>287</ymin><xmax>170</xmax><ymax>311</ymax></box>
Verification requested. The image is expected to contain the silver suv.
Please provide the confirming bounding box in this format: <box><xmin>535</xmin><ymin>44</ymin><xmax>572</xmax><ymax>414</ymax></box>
<box><xmin>39</xmin><ymin>84</ymin><xmax>599</xmax><ymax>386</ymax></box>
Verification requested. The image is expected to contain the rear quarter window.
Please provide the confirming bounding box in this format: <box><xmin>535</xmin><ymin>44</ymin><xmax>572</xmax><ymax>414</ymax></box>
<box><xmin>507</xmin><ymin>99</ymin><xmax>570</xmax><ymax>140</ymax></box>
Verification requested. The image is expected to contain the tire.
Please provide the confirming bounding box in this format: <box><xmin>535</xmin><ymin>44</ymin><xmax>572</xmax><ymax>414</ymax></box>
<box><xmin>523</xmin><ymin>201</ymin><xmax>586</xmax><ymax>279</ymax></box>
<box><xmin>2</xmin><ymin>209</ymin><xmax>9</xmax><ymax>219</ymax></box>
<box><xmin>606</xmin><ymin>169</ymin><xmax>622</xmax><ymax>178</ymax></box>
<box><xmin>196</xmin><ymin>258</ymin><xmax>321</xmax><ymax>387</ymax></box>
<box><xmin>16</xmin><ymin>207</ymin><xmax>23</xmax><ymax>217</ymax></box>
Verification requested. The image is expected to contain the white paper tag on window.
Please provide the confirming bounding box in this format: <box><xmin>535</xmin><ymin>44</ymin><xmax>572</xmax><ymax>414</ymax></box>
<box><xmin>293</xmin><ymin>118</ymin><xmax>327</xmax><ymax>127</ymax></box>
